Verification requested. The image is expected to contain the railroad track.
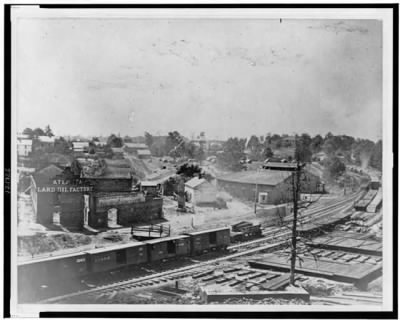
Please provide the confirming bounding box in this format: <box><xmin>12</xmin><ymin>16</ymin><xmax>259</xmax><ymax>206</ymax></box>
<box><xmin>40</xmin><ymin>192</ymin><xmax>361</xmax><ymax>304</ymax></box>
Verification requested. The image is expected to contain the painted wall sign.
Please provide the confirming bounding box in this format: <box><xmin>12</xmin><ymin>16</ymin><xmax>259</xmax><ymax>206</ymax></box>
<box><xmin>97</xmin><ymin>193</ymin><xmax>145</xmax><ymax>206</ymax></box>
<box><xmin>37</xmin><ymin>186</ymin><xmax>93</xmax><ymax>193</ymax></box>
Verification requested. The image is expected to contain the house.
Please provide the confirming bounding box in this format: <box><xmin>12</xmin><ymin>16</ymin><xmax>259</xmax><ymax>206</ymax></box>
<box><xmin>185</xmin><ymin>177</ymin><xmax>217</xmax><ymax>206</ymax></box>
<box><xmin>93</xmin><ymin>137</ymin><xmax>108</xmax><ymax>147</ymax></box>
<box><xmin>123</xmin><ymin>143</ymin><xmax>148</xmax><ymax>153</ymax></box>
<box><xmin>34</xmin><ymin>136</ymin><xmax>55</xmax><ymax>152</ymax></box>
<box><xmin>313</xmin><ymin>151</ymin><xmax>328</xmax><ymax>162</ymax></box>
<box><xmin>111</xmin><ymin>147</ymin><xmax>125</xmax><ymax>159</ymax></box>
<box><xmin>282</xmin><ymin>136</ymin><xmax>297</xmax><ymax>147</ymax></box>
<box><xmin>17</xmin><ymin>139</ymin><xmax>32</xmax><ymax>157</ymax></box>
<box><xmin>72</xmin><ymin>141</ymin><xmax>89</xmax><ymax>153</ymax></box>
<box><xmin>217</xmin><ymin>169</ymin><xmax>323</xmax><ymax>205</ymax></box>
<box><xmin>137</xmin><ymin>149</ymin><xmax>152</xmax><ymax>159</ymax></box>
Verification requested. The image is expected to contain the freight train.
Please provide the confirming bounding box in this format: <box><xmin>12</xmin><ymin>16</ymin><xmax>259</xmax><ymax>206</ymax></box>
<box><xmin>18</xmin><ymin>227</ymin><xmax>230</xmax><ymax>295</ymax></box>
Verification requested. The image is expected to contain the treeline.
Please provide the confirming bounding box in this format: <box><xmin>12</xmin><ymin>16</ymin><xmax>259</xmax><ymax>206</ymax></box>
<box><xmin>144</xmin><ymin>131</ymin><xmax>205</xmax><ymax>160</ymax></box>
<box><xmin>216</xmin><ymin>133</ymin><xmax>382</xmax><ymax>172</ymax></box>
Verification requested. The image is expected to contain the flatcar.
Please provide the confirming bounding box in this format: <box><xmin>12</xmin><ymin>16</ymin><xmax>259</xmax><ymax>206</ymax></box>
<box><xmin>145</xmin><ymin>235</ymin><xmax>191</xmax><ymax>262</ymax></box>
<box><xmin>186</xmin><ymin>227</ymin><xmax>230</xmax><ymax>255</ymax></box>
<box><xmin>354</xmin><ymin>199</ymin><xmax>372</xmax><ymax>212</ymax></box>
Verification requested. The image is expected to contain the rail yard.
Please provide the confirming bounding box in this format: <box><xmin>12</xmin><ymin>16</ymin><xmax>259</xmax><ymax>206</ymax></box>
<box><xmin>17</xmin><ymin>172</ymin><xmax>384</xmax><ymax>306</ymax></box>
<box><xmin>15</xmin><ymin>126</ymin><xmax>385</xmax><ymax>308</ymax></box>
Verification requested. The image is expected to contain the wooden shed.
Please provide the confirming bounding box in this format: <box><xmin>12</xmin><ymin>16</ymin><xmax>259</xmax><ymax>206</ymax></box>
<box><xmin>185</xmin><ymin>177</ymin><xmax>217</xmax><ymax>206</ymax></box>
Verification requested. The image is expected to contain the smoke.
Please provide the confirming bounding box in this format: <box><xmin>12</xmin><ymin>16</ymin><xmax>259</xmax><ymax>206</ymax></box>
<box><xmin>360</xmin><ymin>151</ymin><xmax>372</xmax><ymax>169</ymax></box>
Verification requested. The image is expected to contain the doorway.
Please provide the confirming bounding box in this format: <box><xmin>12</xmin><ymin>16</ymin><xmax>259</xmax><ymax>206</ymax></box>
<box><xmin>167</xmin><ymin>241</ymin><xmax>176</xmax><ymax>254</ymax></box>
<box><xmin>107</xmin><ymin>208</ymin><xmax>118</xmax><ymax>227</ymax></box>
<box><xmin>116</xmin><ymin>249</ymin><xmax>127</xmax><ymax>265</ymax></box>
<box><xmin>83</xmin><ymin>194</ymin><xmax>89</xmax><ymax>226</ymax></box>
<box><xmin>209</xmin><ymin>232</ymin><xmax>217</xmax><ymax>245</ymax></box>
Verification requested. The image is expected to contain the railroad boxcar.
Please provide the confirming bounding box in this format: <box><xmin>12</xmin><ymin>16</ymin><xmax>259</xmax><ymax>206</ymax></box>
<box><xmin>186</xmin><ymin>227</ymin><xmax>230</xmax><ymax>255</ymax></box>
<box><xmin>145</xmin><ymin>235</ymin><xmax>191</xmax><ymax>262</ymax></box>
<box><xmin>18</xmin><ymin>251</ymin><xmax>89</xmax><ymax>285</ymax></box>
<box><xmin>18</xmin><ymin>251</ymin><xmax>89</xmax><ymax>302</ymax></box>
<box><xmin>123</xmin><ymin>242</ymin><xmax>148</xmax><ymax>266</ymax></box>
<box><xmin>369</xmin><ymin>179</ymin><xmax>381</xmax><ymax>190</ymax></box>
<box><xmin>86</xmin><ymin>246</ymin><xmax>119</xmax><ymax>273</ymax></box>
<box><xmin>18</xmin><ymin>251</ymin><xmax>89</xmax><ymax>301</ymax></box>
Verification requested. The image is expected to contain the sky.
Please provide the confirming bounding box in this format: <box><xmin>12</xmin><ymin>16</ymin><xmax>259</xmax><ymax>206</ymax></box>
<box><xmin>15</xmin><ymin>17</ymin><xmax>383</xmax><ymax>141</ymax></box>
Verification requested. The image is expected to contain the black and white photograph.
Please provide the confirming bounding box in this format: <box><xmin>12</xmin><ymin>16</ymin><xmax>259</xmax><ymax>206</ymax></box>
<box><xmin>7</xmin><ymin>4</ymin><xmax>396</xmax><ymax>317</ymax></box>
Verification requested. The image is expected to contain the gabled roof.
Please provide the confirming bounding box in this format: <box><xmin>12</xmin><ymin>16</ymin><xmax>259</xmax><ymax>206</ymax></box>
<box><xmin>185</xmin><ymin>177</ymin><xmax>208</xmax><ymax>189</ymax></box>
<box><xmin>217</xmin><ymin>170</ymin><xmax>291</xmax><ymax>186</ymax></box>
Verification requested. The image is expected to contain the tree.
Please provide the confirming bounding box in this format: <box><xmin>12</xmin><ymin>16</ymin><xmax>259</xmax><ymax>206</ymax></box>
<box><xmin>323</xmin><ymin>156</ymin><xmax>346</xmax><ymax>180</ymax></box>
<box><xmin>310</xmin><ymin>134</ymin><xmax>324</xmax><ymax>153</ymax></box>
<box><xmin>144</xmin><ymin>132</ymin><xmax>154</xmax><ymax>147</ymax></box>
<box><xmin>54</xmin><ymin>137</ymin><xmax>71</xmax><ymax>154</ymax></box>
<box><xmin>33</xmin><ymin>127</ymin><xmax>45</xmax><ymax>137</ymax></box>
<box><xmin>217</xmin><ymin>137</ymin><xmax>245</xmax><ymax>171</ymax></box>
<box><xmin>370</xmin><ymin>140</ymin><xmax>382</xmax><ymax>171</ymax></box>
<box><xmin>263</xmin><ymin>147</ymin><xmax>274</xmax><ymax>158</ymax></box>
<box><xmin>22</xmin><ymin>128</ymin><xmax>34</xmax><ymax>138</ymax></box>
<box><xmin>295</xmin><ymin>136</ymin><xmax>312</xmax><ymax>163</ymax></box>
<box><xmin>107</xmin><ymin>134</ymin><xmax>123</xmax><ymax>148</ymax></box>
<box><xmin>247</xmin><ymin>135</ymin><xmax>263</xmax><ymax>160</ymax></box>
<box><xmin>44</xmin><ymin>125</ymin><xmax>54</xmax><ymax>137</ymax></box>
<box><xmin>176</xmin><ymin>163</ymin><xmax>202</xmax><ymax>180</ymax></box>
<box><xmin>123</xmin><ymin>136</ymin><xmax>133</xmax><ymax>143</ymax></box>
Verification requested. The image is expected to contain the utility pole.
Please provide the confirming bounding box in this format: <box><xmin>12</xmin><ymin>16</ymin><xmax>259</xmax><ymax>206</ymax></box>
<box><xmin>289</xmin><ymin>135</ymin><xmax>302</xmax><ymax>286</ymax></box>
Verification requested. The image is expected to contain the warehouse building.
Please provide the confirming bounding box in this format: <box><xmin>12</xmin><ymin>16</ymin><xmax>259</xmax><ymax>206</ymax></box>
<box><xmin>217</xmin><ymin>169</ymin><xmax>323</xmax><ymax>205</ymax></box>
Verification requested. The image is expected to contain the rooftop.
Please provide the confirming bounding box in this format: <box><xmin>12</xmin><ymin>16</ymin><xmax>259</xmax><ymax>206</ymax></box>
<box><xmin>217</xmin><ymin>170</ymin><xmax>292</xmax><ymax>186</ymax></box>
<box><xmin>111</xmin><ymin>147</ymin><xmax>124</xmax><ymax>153</ymax></box>
<box><xmin>144</xmin><ymin>235</ymin><xmax>189</xmax><ymax>245</ymax></box>
<box><xmin>185</xmin><ymin>177</ymin><xmax>208</xmax><ymax>189</ymax></box>
<box><xmin>18</xmin><ymin>139</ymin><xmax>32</xmax><ymax>146</ymax></box>
<box><xmin>73</xmin><ymin>141</ymin><xmax>89</xmax><ymax>147</ymax></box>
<box><xmin>137</xmin><ymin>149</ymin><xmax>152</xmax><ymax>155</ymax></box>
<box><xmin>82</xmin><ymin>166</ymin><xmax>132</xmax><ymax>179</ymax></box>
<box><xmin>124</xmin><ymin>143</ymin><xmax>148</xmax><ymax>149</ymax></box>
<box><xmin>141</xmin><ymin>181</ymin><xmax>159</xmax><ymax>187</ymax></box>
<box><xmin>186</xmin><ymin>226</ymin><xmax>230</xmax><ymax>236</ymax></box>
<box><xmin>104</xmin><ymin>158</ymin><xmax>131</xmax><ymax>168</ymax></box>
<box><xmin>85</xmin><ymin>242</ymin><xmax>146</xmax><ymax>254</ymax></box>
<box><xmin>262</xmin><ymin>162</ymin><xmax>304</xmax><ymax>171</ymax></box>
<box><xmin>37</xmin><ymin>136</ymin><xmax>55</xmax><ymax>143</ymax></box>
<box><xmin>35</xmin><ymin>164</ymin><xmax>63</xmax><ymax>180</ymax></box>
